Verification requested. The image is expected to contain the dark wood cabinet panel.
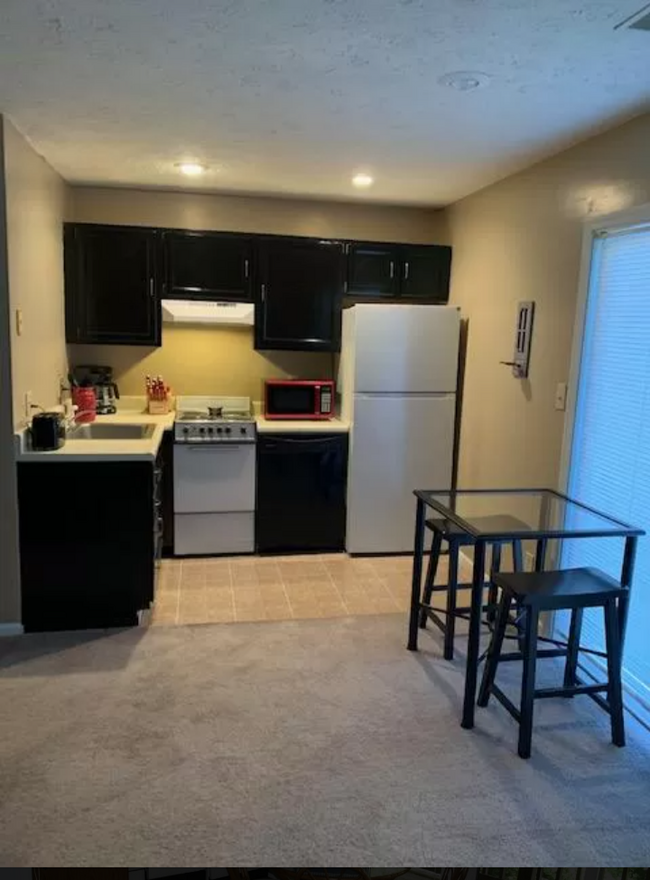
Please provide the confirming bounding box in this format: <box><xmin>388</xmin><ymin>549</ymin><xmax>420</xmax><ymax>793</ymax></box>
<box><xmin>347</xmin><ymin>242</ymin><xmax>400</xmax><ymax>297</ymax></box>
<box><xmin>18</xmin><ymin>460</ymin><xmax>156</xmax><ymax>632</ymax></box>
<box><xmin>163</xmin><ymin>230</ymin><xmax>253</xmax><ymax>301</ymax></box>
<box><xmin>256</xmin><ymin>238</ymin><xmax>345</xmax><ymax>352</ymax></box>
<box><xmin>256</xmin><ymin>433</ymin><xmax>348</xmax><ymax>553</ymax></box>
<box><xmin>400</xmin><ymin>244</ymin><xmax>452</xmax><ymax>302</ymax></box>
<box><xmin>65</xmin><ymin>224</ymin><xmax>160</xmax><ymax>346</ymax></box>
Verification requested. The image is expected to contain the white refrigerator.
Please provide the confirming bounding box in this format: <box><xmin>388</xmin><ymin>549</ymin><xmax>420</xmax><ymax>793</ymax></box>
<box><xmin>339</xmin><ymin>303</ymin><xmax>460</xmax><ymax>554</ymax></box>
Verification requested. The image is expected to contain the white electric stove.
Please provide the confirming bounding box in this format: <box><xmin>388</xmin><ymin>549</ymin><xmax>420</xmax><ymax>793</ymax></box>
<box><xmin>173</xmin><ymin>397</ymin><xmax>256</xmax><ymax>556</ymax></box>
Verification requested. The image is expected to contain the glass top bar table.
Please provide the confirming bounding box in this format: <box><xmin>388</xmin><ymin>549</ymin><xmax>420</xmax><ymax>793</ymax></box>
<box><xmin>407</xmin><ymin>488</ymin><xmax>644</xmax><ymax>730</ymax></box>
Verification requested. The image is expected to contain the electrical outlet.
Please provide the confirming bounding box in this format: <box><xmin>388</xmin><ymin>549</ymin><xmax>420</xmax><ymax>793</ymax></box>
<box><xmin>15</xmin><ymin>308</ymin><xmax>23</xmax><ymax>336</ymax></box>
<box><xmin>24</xmin><ymin>390</ymin><xmax>32</xmax><ymax>420</ymax></box>
<box><xmin>555</xmin><ymin>382</ymin><xmax>568</xmax><ymax>411</ymax></box>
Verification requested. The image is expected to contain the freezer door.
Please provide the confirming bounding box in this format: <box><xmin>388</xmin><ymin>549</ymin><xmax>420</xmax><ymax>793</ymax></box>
<box><xmin>346</xmin><ymin>393</ymin><xmax>455</xmax><ymax>553</ymax></box>
<box><xmin>353</xmin><ymin>304</ymin><xmax>460</xmax><ymax>393</ymax></box>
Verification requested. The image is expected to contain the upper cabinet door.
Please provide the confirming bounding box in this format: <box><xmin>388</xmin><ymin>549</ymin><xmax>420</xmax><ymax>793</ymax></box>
<box><xmin>256</xmin><ymin>238</ymin><xmax>345</xmax><ymax>352</ymax></box>
<box><xmin>65</xmin><ymin>224</ymin><xmax>160</xmax><ymax>346</ymax></box>
<box><xmin>399</xmin><ymin>244</ymin><xmax>452</xmax><ymax>302</ymax></box>
<box><xmin>163</xmin><ymin>231</ymin><xmax>253</xmax><ymax>301</ymax></box>
<box><xmin>347</xmin><ymin>242</ymin><xmax>400</xmax><ymax>297</ymax></box>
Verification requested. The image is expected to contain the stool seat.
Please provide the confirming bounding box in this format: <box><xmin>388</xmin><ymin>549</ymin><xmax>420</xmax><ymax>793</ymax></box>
<box><xmin>494</xmin><ymin>567</ymin><xmax>622</xmax><ymax>608</ymax></box>
<box><xmin>426</xmin><ymin>514</ymin><xmax>532</xmax><ymax>541</ymax></box>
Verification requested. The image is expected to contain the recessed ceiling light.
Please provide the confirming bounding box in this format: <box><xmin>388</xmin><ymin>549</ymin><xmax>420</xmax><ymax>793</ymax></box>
<box><xmin>437</xmin><ymin>71</ymin><xmax>490</xmax><ymax>91</ymax></box>
<box><xmin>176</xmin><ymin>162</ymin><xmax>208</xmax><ymax>176</ymax></box>
<box><xmin>352</xmin><ymin>173</ymin><xmax>374</xmax><ymax>188</ymax></box>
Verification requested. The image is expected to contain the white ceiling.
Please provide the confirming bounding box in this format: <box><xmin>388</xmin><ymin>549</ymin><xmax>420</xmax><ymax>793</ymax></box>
<box><xmin>0</xmin><ymin>0</ymin><xmax>649</xmax><ymax>206</ymax></box>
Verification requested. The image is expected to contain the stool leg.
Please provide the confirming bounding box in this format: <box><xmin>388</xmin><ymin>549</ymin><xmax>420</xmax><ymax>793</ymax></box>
<box><xmin>518</xmin><ymin>605</ymin><xmax>539</xmax><ymax>759</ymax></box>
<box><xmin>512</xmin><ymin>540</ymin><xmax>524</xmax><ymax>572</ymax></box>
<box><xmin>419</xmin><ymin>529</ymin><xmax>443</xmax><ymax>629</ymax></box>
<box><xmin>563</xmin><ymin>607</ymin><xmax>584</xmax><ymax>693</ymax></box>
<box><xmin>604</xmin><ymin>597</ymin><xmax>625</xmax><ymax>748</ymax></box>
<box><xmin>443</xmin><ymin>541</ymin><xmax>459</xmax><ymax>661</ymax></box>
<box><xmin>512</xmin><ymin>540</ymin><xmax>525</xmax><ymax>653</ymax></box>
<box><xmin>487</xmin><ymin>543</ymin><xmax>502</xmax><ymax>624</ymax></box>
<box><xmin>478</xmin><ymin>590</ymin><xmax>511</xmax><ymax>707</ymax></box>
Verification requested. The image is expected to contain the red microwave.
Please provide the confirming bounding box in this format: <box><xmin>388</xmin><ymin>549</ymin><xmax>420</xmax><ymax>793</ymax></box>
<box><xmin>264</xmin><ymin>379</ymin><xmax>335</xmax><ymax>420</ymax></box>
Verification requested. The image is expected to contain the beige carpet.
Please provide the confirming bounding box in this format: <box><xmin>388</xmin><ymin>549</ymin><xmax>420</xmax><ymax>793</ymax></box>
<box><xmin>0</xmin><ymin>614</ymin><xmax>649</xmax><ymax>866</ymax></box>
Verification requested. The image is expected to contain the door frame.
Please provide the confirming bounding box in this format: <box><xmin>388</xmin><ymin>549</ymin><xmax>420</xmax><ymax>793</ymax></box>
<box><xmin>558</xmin><ymin>200</ymin><xmax>650</xmax><ymax>499</ymax></box>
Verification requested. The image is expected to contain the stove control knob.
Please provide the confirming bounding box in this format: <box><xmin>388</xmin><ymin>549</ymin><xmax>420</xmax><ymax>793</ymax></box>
<box><xmin>225</xmin><ymin>426</ymin><xmax>232</xmax><ymax>435</ymax></box>
<box><xmin>199</xmin><ymin>427</ymin><xmax>206</xmax><ymax>435</ymax></box>
<box><xmin>182</xmin><ymin>427</ymin><xmax>189</xmax><ymax>435</ymax></box>
<box><xmin>207</xmin><ymin>426</ymin><xmax>214</xmax><ymax>435</ymax></box>
<box><xmin>240</xmin><ymin>427</ymin><xmax>247</xmax><ymax>435</ymax></box>
<box><xmin>216</xmin><ymin>427</ymin><xmax>223</xmax><ymax>435</ymax></box>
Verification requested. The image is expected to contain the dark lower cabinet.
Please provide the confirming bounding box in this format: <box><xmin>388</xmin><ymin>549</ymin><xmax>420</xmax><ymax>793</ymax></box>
<box><xmin>18</xmin><ymin>457</ymin><xmax>161</xmax><ymax>632</ymax></box>
<box><xmin>256</xmin><ymin>433</ymin><xmax>348</xmax><ymax>553</ymax></box>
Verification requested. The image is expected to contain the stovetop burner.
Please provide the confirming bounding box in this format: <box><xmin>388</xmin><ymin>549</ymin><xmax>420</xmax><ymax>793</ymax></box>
<box><xmin>176</xmin><ymin>410</ymin><xmax>252</xmax><ymax>422</ymax></box>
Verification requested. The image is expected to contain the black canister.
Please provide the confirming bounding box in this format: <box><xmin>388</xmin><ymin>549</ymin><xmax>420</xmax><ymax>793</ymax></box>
<box><xmin>31</xmin><ymin>412</ymin><xmax>65</xmax><ymax>451</ymax></box>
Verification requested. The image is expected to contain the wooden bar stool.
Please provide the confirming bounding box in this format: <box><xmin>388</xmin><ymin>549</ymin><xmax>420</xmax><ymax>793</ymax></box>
<box><xmin>418</xmin><ymin>516</ymin><xmax>525</xmax><ymax>660</ymax></box>
<box><xmin>478</xmin><ymin>566</ymin><xmax>626</xmax><ymax>758</ymax></box>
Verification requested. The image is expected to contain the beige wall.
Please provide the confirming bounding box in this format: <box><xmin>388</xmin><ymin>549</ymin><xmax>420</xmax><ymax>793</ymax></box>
<box><xmin>0</xmin><ymin>117</ymin><xmax>22</xmax><ymax>627</ymax></box>
<box><xmin>68</xmin><ymin>186</ymin><xmax>447</xmax><ymax>396</ymax></box>
<box><xmin>4</xmin><ymin>118</ymin><xmax>68</xmax><ymax>427</ymax></box>
<box><xmin>449</xmin><ymin>112</ymin><xmax>650</xmax><ymax>490</ymax></box>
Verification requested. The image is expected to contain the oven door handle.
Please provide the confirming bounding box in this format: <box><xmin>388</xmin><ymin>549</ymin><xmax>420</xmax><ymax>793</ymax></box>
<box><xmin>182</xmin><ymin>444</ymin><xmax>249</xmax><ymax>451</ymax></box>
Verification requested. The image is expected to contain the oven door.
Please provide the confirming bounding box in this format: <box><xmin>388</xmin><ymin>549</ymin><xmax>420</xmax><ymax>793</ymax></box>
<box><xmin>265</xmin><ymin>383</ymin><xmax>317</xmax><ymax>418</ymax></box>
<box><xmin>173</xmin><ymin>444</ymin><xmax>256</xmax><ymax>513</ymax></box>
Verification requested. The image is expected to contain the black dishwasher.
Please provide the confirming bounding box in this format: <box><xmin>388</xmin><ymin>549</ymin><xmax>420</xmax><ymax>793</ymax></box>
<box><xmin>256</xmin><ymin>433</ymin><xmax>348</xmax><ymax>553</ymax></box>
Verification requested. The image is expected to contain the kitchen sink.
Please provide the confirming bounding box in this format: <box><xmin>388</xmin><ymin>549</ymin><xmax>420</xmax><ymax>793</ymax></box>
<box><xmin>69</xmin><ymin>423</ymin><xmax>156</xmax><ymax>440</ymax></box>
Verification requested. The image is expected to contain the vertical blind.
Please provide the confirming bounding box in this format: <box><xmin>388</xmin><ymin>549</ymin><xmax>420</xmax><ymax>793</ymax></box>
<box><xmin>561</xmin><ymin>223</ymin><xmax>650</xmax><ymax>725</ymax></box>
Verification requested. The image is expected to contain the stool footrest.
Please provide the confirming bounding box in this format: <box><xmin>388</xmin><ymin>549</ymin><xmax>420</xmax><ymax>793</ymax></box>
<box><xmin>491</xmin><ymin>684</ymin><xmax>521</xmax><ymax>722</ymax></box>
<box><xmin>495</xmin><ymin>648</ymin><xmax>569</xmax><ymax>662</ymax></box>
<box><xmin>534</xmin><ymin>683</ymin><xmax>609</xmax><ymax>699</ymax></box>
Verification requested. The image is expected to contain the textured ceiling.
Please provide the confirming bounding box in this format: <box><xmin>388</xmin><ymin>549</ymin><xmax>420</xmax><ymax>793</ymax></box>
<box><xmin>0</xmin><ymin>0</ymin><xmax>649</xmax><ymax>205</ymax></box>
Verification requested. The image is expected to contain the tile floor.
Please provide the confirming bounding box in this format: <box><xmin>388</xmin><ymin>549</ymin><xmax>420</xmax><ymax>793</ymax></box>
<box><xmin>151</xmin><ymin>553</ymin><xmax>452</xmax><ymax>626</ymax></box>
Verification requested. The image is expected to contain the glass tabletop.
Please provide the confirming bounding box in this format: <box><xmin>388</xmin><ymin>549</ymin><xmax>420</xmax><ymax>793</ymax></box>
<box><xmin>414</xmin><ymin>488</ymin><xmax>644</xmax><ymax>540</ymax></box>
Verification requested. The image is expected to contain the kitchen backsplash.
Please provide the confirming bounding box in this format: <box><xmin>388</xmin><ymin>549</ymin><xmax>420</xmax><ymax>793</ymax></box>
<box><xmin>68</xmin><ymin>325</ymin><xmax>334</xmax><ymax>397</ymax></box>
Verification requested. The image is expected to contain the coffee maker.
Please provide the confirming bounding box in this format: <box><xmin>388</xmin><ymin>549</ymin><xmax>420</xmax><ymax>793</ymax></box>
<box><xmin>72</xmin><ymin>365</ymin><xmax>120</xmax><ymax>415</ymax></box>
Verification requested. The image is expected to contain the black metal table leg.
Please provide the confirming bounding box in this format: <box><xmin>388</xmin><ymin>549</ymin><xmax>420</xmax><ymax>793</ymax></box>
<box><xmin>461</xmin><ymin>538</ymin><xmax>486</xmax><ymax>729</ymax></box>
<box><xmin>619</xmin><ymin>535</ymin><xmax>638</xmax><ymax>646</ymax></box>
<box><xmin>408</xmin><ymin>497</ymin><xmax>426</xmax><ymax>651</ymax></box>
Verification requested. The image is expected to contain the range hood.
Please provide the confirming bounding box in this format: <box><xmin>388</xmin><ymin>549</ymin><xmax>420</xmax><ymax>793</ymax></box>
<box><xmin>161</xmin><ymin>299</ymin><xmax>254</xmax><ymax>326</ymax></box>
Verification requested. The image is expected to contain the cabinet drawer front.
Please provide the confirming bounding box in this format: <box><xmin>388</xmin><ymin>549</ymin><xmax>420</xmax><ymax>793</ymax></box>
<box><xmin>174</xmin><ymin>513</ymin><xmax>255</xmax><ymax>556</ymax></box>
<box><xmin>173</xmin><ymin>445</ymin><xmax>255</xmax><ymax>513</ymax></box>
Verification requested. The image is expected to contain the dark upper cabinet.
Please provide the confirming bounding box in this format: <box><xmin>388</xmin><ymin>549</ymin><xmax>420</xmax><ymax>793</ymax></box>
<box><xmin>400</xmin><ymin>244</ymin><xmax>452</xmax><ymax>301</ymax></box>
<box><xmin>65</xmin><ymin>224</ymin><xmax>161</xmax><ymax>346</ymax></box>
<box><xmin>255</xmin><ymin>238</ymin><xmax>345</xmax><ymax>352</ymax></box>
<box><xmin>346</xmin><ymin>242</ymin><xmax>451</xmax><ymax>302</ymax></box>
<box><xmin>347</xmin><ymin>242</ymin><xmax>400</xmax><ymax>297</ymax></box>
<box><xmin>163</xmin><ymin>230</ymin><xmax>253</xmax><ymax>301</ymax></box>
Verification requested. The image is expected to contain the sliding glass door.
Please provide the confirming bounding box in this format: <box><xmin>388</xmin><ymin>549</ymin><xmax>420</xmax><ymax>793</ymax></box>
<box><xmin>560</xmin><ymin>220</ymin><xmax>650</xmax><ymax>725</ymax></box>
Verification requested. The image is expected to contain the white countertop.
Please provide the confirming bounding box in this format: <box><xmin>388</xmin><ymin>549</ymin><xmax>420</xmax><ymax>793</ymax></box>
<box><xmin>255</xmin><ymin>415</ymin><xmax>349</xmax><ymax>433</ymax></box>
<box><xmin>16</xmin><ymin>408</ymin><xmax>175</xmax><ymax>463</ymax></box>
<box><xmin>16</xmin><ymin>402</ymin><xmax>350</xmax><ymax>462</ymax></box>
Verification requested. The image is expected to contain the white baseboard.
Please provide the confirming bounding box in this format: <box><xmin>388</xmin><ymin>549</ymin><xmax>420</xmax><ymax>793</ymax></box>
<box><xmin>0</xmin><ymin>622</ymin><xmax>24</xmax><ymax>636</ymax></box>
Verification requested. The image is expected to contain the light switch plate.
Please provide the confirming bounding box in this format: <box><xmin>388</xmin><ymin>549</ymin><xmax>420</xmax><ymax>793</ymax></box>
<box><xmin>555</xmin><ymin>382</ymin><xmax>568</xmax><ymax>411</ymax></box>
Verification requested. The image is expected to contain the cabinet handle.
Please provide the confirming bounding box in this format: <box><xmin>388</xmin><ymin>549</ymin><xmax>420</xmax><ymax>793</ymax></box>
<box><xmin>261</xmin><ymin>283</ymin><xmax>266</xmax><ymax>302</ymax></box>
<box><xmin>149</xmin><ymin>277</ymin><xmax>154</xmax><ymax>298</ymax></box>
<box><xmin>389</xmin><ymin>261</ymin><xmax>395</xmax><ymax>279</ymax></box>
<box><xmin>404</xmin><ymin>261</ymin><xmax>410</xmax><ymax>281</ymax></box>
<box><xmin>244</xmin><ymin>259</ymin><xmax>250</xmax><ymax>279</ymax></box>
